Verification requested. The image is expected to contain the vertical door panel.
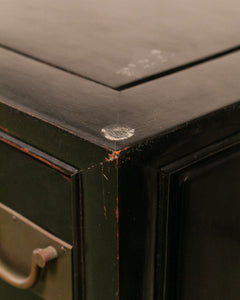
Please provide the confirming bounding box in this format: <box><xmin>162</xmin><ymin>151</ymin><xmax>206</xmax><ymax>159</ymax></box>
<box><xmin>156</xmin><ymin>139</ymin><xmax>240</xmax><ymax>300</ymax></box>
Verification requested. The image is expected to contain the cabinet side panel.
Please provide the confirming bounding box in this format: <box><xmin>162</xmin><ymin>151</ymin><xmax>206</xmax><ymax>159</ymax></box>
<box><xmin>162</xmin><ymin>144</ymin><xmax>240</xmax><ymax>300</ymax></box>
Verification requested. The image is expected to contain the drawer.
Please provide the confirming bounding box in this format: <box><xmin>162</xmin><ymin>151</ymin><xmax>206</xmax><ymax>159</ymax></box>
<box><xmin>0</xmin><ymin>131</ymin><xmax>80</xmax><ymax>300</ymax></box>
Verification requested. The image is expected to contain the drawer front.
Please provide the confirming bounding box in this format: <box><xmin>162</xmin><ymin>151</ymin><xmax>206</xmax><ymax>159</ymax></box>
<box><xmin>0</xmin><ymin>131</ymin><xmax>80</xmax><ymax>300</ymax></box>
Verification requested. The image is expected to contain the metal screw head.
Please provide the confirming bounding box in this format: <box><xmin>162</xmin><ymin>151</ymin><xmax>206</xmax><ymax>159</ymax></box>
<box><xmin>61</xmin><ymin>246</ymin><xmax>67</xmax><ymax>254</ymax></box>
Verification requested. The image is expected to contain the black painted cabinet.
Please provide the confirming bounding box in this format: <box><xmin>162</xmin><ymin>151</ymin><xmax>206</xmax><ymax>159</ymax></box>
<box><xmin>0</xmin><ymin>1</ymin><xmax>240</xmax><ymax>299</ymax></box>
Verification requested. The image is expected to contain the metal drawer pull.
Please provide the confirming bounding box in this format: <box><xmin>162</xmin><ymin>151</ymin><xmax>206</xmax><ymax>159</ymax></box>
<box><xmin>0</xmin><ymin>246</ymin><xmax>58</xmax><ymax>289</ymax></box>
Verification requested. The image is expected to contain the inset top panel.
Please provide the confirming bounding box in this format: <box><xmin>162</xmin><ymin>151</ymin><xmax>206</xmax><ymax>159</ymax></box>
<box><xmin>0</xmin><ymin>0</ymin><xmax>239</xmax><ymax>88</ymax></box>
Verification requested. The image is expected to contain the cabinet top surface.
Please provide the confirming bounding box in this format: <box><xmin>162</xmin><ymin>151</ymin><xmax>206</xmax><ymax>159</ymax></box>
<box><xmin>0</xmin><ymin>0</ymin><xmax>240</xmax><ymax>89</ymax></box>
<box><xmin>1</xmin><ymin>45</ymin><xmax>240</xmax><ymax>150</ymax></box>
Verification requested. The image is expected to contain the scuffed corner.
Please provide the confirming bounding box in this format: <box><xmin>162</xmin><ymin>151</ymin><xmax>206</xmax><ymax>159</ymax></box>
<box><xmin>105</xmin><ymin>147</ymin><xmax>130</xmax><ymax>162</ymax></box>
<box><xmin>105</xmin><ymin>150</ymin><xmax>122</xmax><ymax>162</ymax></box>
<box><xmin>97</xmin><ymin>146</ymin><xmax>129</xmax><ymax>300</ymax></box>
<box><xmin>116</xmin><ymin>153</ymin><xmax>120</xmax><ymax>300</ymax></box>
<box><xmin>104</xmin><ymin>148</ymin><xmax>130</xmax><ymax>300</ymax></box>
<box><xmin>82</xmin><ymin>157</ymin><xmax>120</xmax><ymax>300</ymax></box>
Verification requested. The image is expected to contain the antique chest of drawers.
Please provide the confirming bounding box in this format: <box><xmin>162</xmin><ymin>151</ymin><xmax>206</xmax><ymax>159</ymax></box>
<box><xmin>0</xmin><ymin>0</ymin><xmax>240</xmax><ymax>299</ymax></box>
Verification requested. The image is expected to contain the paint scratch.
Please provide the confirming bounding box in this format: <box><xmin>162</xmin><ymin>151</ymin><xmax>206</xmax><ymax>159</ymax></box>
<box><xmin>104</xmin><ymin>205</ymin><xmax>107</xmax><ymax>218</ymax></box>
<box><xmin>105</xmin><ymin>147</ymin><xmax>129</xmax><ymax>162</ymax></box>
<box><xmin>101</xmin><ymin>164</ymin><xmax>107</xmax><ymax>219</ymax></box>
<box><xmin>103</xmin><ymin>173</ymin><xmax>109</xmax><ymax>181</ymax></box>
<box><xmin>116</xmin><ymin>49</ymin><xmax>168</xmax><ymax>77</ymax></box>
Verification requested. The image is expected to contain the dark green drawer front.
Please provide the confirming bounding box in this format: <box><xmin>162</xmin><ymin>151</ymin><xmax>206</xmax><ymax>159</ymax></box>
<box><xmin>0</xmin><ymin>132</ymin><xmax>79</xmax><ymax>300</ymax></box>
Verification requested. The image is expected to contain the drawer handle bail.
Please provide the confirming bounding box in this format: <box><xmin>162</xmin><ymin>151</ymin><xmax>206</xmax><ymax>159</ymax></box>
<box><xmin>0</xmin><ymin>246</ymin><xmax>58</xmax><ymax>289</ymax></box>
